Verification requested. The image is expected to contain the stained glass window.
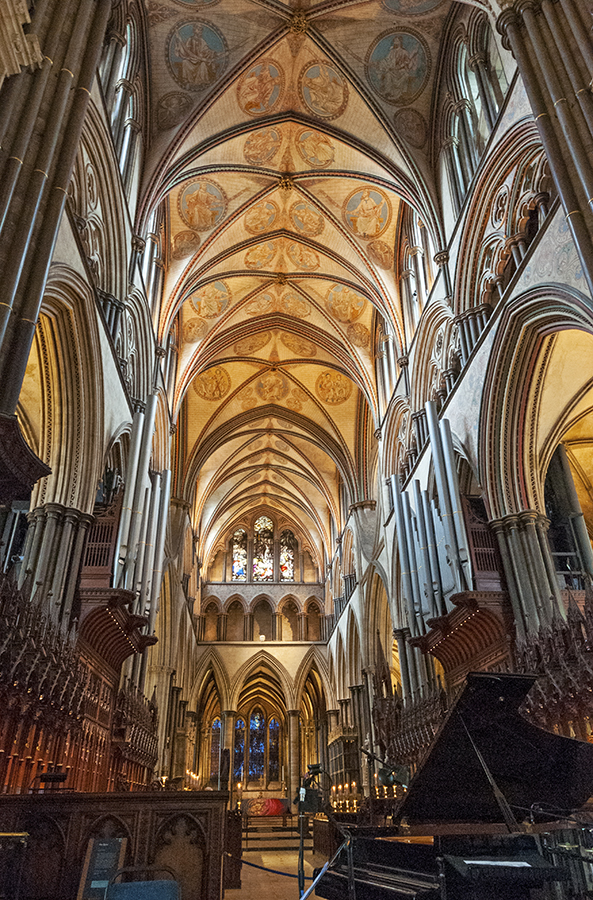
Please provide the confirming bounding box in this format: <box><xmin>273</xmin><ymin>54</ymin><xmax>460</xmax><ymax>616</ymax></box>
<box><xmin>234</xmin><ymin>718</ymin><xmax>245</xmax><ymax>781</ymax></box>
<box><xmin>248</xmin><ymin>709</ymin><xmax>265</xmax><ymax>780</ymax></box>
<box><xmin>210</xmin><ymin>717</ymin><xmax>221</xmax><ymax>782</ymax></box>
<box><xmin>253</xmin><ymin>516</ymin><xmax>274</xmax><ymax>581</ymax></box>
<box><xmin>269</xmin><ymin>718</ymin><xmax>280</xmax><ymax>782</ymax></box>
<box><xmin>232</xmin><ymin>528</ymin><xmax>247</xmax><ymax>581</ymax></box>
<box><xmin>280</xmin><ymin>529</ymin><xmax>296</xmax><ymax>581</ymax></box>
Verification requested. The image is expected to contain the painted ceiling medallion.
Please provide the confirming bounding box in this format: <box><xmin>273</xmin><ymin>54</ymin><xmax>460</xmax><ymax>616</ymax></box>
<box><xmin>233</xmin><ymin>332</ymin><xmax>272</xmax><ymax>355</ymax></box>
<box><xmin>166</xmin><ymin>20</ymin><xmax>227</xmax><ymax>92</ymax></box>
<box><xmin>243</xmin><ymin>126</ymin><xmax>283</xmax><ymax>166</ymax></box>
<box><xmin>183</xmin><ymin>317</ymin><xmax>208</xmax><ymax>342</ymax></box>
<box><xmin>281</xmin><ymin>292</ymin><xmax>311</xmax><ymax>317</ymax></box>
<box><xmin>157</xmin><ymin>92</ymin><xmax>193</xmax><ymax>130</ymax></box>
<box><xmin>326</xmin><ymin>284</ymin><xmax>366</xmax><ymax>323</ymax></box>
<box><xmin>238</xmin><ymin>59</ymin><xmax>284</xmax><ymax>117</ymax></box>
<box><xmin>394</xmin><ymin>107</ymin><xmax>427</xmax><ymax>148</ymax></box>
<box><xmin>343</xmin><ymin>185</ymin><xmax>391</xmax><ymax>239</ymax></box>
<box><xmin>347</xmin><ymin>322</ymin><xmax>371</xmax><ymax>349</ymax></box>
<box><xmin>244</xmin><ymin>200</ymin><xmax>278</xmax><ymax>235</ymax></box>
<box><xmin>280</xmin><ymin>332</ymin><xmax>316</xmax><ymax>356</ymax></box>
<box><xmin>290</xmin><ymin>201</ymin><xmax>324</xmax><ymax>237</ymax></box>
<box><xmin>366</xmin><ymin>30</ymin><xmax>430</xmax><ymax>106</ymax></box>
<box><xmin>316</xmin><ymin>370</ymin><xmax>352</xmax><ymax>404</ymax></box>
<box><xmin>193</xmin><ymin>365</ymin><xmax>231</xmax><ymax>400</ymax></box>
<box><xmin>298</xmin><ymin>61</ymin><xmax>348</xmax><ymax>120</ymax></box>
<box><xmin>189</xmin><ymin>279</ymin><xmax>230</xmax><ymax>317</ymax></box>
<box><xmin>296</xmin><ymin>129</ymin><xmax>335</xmax><ymax>168</ymax></box>
<box><xmin>244</xmin><ymin>291</ymin><xmax>311</xmax><ymax>317</ymax></box>
<box><xmin>178</xmin><ymin>178</ymin><xmax>227</xmax><ymax>231</ymax></box>
<box><xmin>245</xmin><ymin>241</ymin><xmax>277</xmax><ymax>269</ymax></box>
<box><xmin>245</xmin><ymin>293</ymin><xmax>276</xmax><ymax>316</ymax></box>
<box><xmin>367</xmin><ymin>239</ymin><xmax>394</xmax><ymax>270</ymax></box>
<box><xmin>255</xmin><ymin>370</ymin><xmax>290</xmax><ymax>402</ymax></box>
<box><xmin>382</xmin><ymin>0</ymin><xmax>444</xmax><ymax>12</ymax></box>
<box><xmin>172</xmin><ymin>230</ymin><xmax>200</xmax><ymax>260</ymax></box>
<box><xmin>287</xmin><ymin>241</ymin><xmax>319</xmax><ymax>270</ymax></box>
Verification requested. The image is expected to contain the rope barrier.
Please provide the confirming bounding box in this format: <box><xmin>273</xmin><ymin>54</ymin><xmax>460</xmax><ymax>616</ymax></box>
<box><xmin>225</xmin><ymin>853</ymin><xmax>313</xmax><ymax>880</ymax></box>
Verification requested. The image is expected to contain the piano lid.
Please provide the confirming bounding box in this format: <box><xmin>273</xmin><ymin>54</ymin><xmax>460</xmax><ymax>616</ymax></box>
<box><xmin>395</xmin><ymin>673</ymin><xmax>593</xmax><ymax>825</ymax></box>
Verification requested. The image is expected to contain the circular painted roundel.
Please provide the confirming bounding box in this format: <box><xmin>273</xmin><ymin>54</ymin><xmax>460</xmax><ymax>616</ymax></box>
<box><xmin>166</xmin><ymin>20</ymin><xmax>227</xmax><ymax>92</ymax></box>
<box><xmin>298</xmin><ymin>61</ymin><xmax>348</xmax><ymax>120</ymax></box>
<box><xmin>366</xmin><ymin>30</ymin><xmax>430</xmax><ymax>106</ymax></box>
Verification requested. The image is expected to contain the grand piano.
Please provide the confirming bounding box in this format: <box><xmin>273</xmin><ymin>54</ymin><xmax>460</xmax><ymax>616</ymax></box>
<box><xmin>315</xmin><ymin>673</ymin><xmax>593</xmax><ymax>899</ymax></box>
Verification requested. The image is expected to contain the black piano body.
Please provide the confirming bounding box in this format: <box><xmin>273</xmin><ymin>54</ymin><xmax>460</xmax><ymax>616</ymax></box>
<box><xmin>316</xmin><ymin>831</ymin><xmax>576</xmax><ymax>899</ymax></box>
<box><xmin>315</xmin><ymin>673</ymin><xmax>593</xmax><ymax>899</ymax></box>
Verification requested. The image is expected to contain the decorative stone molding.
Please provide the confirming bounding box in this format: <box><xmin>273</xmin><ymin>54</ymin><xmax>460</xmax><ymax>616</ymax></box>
<box><xmin>0</xmin><ymin>0</ymin><xmax>43</xmax><ymax>91</ymax></box>
<box><xmin>290</xmin><ymin>11</ymin><xmax>308</xmax><ymax>34</ymax></box>
<box><xmin>0</xmin><ymin>413</ymin><xmax>51</xmax><ymax>502</ymax></box>
<box><xmin>278</xmin><ymin>174</ymin><xmax>294</xmax><ymax>192</ymax></box>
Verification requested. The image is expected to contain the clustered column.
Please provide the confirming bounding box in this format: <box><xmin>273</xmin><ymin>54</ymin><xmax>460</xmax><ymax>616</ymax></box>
<box><xmin>491</xmin><ymin>510</ymin><xmax>564</xmax><ymax>639</ymax></box>
<box><xmin>0</xmin><ymin>0</ymin><xmax>113</xmax><ymax>419</ymax></box>
<box><xmin>18</xmin><ymin>503</ymin><xmax>93</xmax><ymax>629</ymax></box>
<box><xmin>497</xmin><ymin>0</ymin><xmax>593</xmax><ymax>295</ymax></box>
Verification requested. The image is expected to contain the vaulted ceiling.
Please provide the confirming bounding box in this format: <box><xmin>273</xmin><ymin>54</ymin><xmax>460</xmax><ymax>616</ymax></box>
<box><xmin>140</xmin><ymin>0</ymin><xmax>459</xmax><ymax>571</ymax></box>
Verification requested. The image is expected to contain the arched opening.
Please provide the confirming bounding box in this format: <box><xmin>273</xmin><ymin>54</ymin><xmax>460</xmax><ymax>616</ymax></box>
<box><xmin>194</xmin><ymin>668</ymin><xmax>222</xmax><ymax>788</ymax></box>
<box><xmin>543</xmin><ymin>443</ymin><xmax>593</xmax><ymax>592</ymax></box>
<box><xmin>235</xmin><ymin>660</ymin><xmax>288</xmax><ymax>794</ymax></box>
<box><xmin>282</xmin><ymin>599</ymin><xmax>299</xmax><ymax>641</ymax></box>
<box><xmin>227</xmin><ymin>599</ymin><xmax>244</xmax><ymax>640</ymax></box>
<box><xmin>307</xmin><ymin>601</ymin><xmax>321</xmax><ymax>641</ymax></box>
<box><xmin>204</xmin><ymin>602</ymin><xmax>218</xmax><ymax>642</ymax></box>
<box><xmin>253</xmin><ymin>598</ymin><xmax>272</xmax><ymax>641</ymax></box>
<box><xmin>300</xmin><ymin>666</ymin><xmax>328</xmax><ymax>788</ymax></box>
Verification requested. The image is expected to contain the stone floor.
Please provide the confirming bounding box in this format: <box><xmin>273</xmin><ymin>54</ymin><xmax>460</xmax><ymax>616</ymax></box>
<box><xmin>224</xmin><ymin>847</ymin><xmax>328</xmax><ymax>899</ymax></box>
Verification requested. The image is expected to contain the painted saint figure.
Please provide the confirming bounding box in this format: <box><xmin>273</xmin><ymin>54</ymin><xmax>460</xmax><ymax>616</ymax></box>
<box><xmin>301</xmin><ymin>63</ymin><xmax>345</xmax><ymax>118</ymax></box>
<box><xmin>348</xmin><ymin>189</ymin><xmax>385</xmax><ymax>236</ymax></box>
<box><xmin>377</xmin><ymin>35</ymin><xmax>419</xmax><ymax>100</ymax></box>
<box><xmin>239</xmin><ymin>63</ymin><xmax>282</xmax><ymax>115</ymax></box>
<box><xmin>172</xmin><ymin>24</ymin><xmax>222</xmax><ymax>90</ymax></box>
<box><xmin>298</xmin><ymin>129</ymin><xmax>335</xmax><ymax>167</ymax></box>
<box><xmin>367</xmin><ymin>31</ymin><xmax>428</xmax><ymax>105</ymax></box>
<box><xmin>185</xmin><ymin>182</ymin><xmax>219</xmax><ymax>230</ymax></box>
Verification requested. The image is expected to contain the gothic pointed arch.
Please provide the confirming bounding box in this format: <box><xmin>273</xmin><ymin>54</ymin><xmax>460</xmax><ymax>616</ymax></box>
<box><xmin>480</xmin><ymin>284</ymin><xmax>593</xmax><ymax>519</ymax></box>
<box><xmin>229</xmin><ymin>649</ymin><xmax>295</xmax><ymax>712</ymax></box>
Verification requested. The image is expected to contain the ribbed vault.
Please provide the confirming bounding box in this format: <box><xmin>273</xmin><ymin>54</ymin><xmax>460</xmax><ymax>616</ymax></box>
<box><xmin>141</xmin><ymin>0</ymin><xmax>465</xmax><ymax>572</ymax></box>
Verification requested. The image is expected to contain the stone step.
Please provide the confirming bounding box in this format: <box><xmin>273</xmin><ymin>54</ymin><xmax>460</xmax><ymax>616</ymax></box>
<box><xmin>243</xmin><ymin>841</ymin><xmax>313</xmax><ymax>852</ymax></box>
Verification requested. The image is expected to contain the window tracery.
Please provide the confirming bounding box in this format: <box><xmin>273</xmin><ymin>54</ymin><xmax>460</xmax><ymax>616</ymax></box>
<box><xmin>253</xmin><ymin>516</ymin><xmax>274</xmax><ymax>581</ymax></box>
<box><xmin>232</xmin><ymin>528</ymin><xmax>247</xmax><ymax>581</ymax></box>
<box><xmin>100</xmin><ymin>17</ymin><xmax>144</xmax><ymax>198</ymax></box>
<box><xmin>268</xmin><ymin>718</ymin><xmax>280</xmax><ymax>782</ymax></box>
<box><xmin>232</xmin><ymin>710</ymin><xmax>283</xmax><ymax>786</ymax></box>
<box><xmin>280</xmin><ymin>529</ymin><xmax>296</xmax><ymax>581</ymax></box>
<box><xmin>248</xmin><ymin>708</ymin><xmax>266</xmax><ymax>780</ymax></box>
<box><xmin>442</xmin><ymin>17</ymin><xmax>512</xmax><ymax>213</ymax></box>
